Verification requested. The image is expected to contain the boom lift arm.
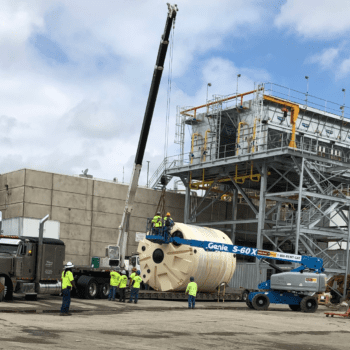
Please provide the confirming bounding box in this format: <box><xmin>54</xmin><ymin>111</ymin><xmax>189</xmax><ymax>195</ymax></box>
<box><xmin>146</xmin><ymin>230</ymin><xmax>326</xmax><ymax>312</ymax></box>
<box><xmin>118</xmin><ymin>4</ymin><xmax>178</xmax><ymax>267</ymax></box>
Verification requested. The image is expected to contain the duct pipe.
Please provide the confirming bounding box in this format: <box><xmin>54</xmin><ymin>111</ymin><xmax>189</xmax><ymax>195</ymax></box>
<box><xmin>35</xmin><ymin>214</ymin><xmax>50</xmax><ymax>287</ymax></box>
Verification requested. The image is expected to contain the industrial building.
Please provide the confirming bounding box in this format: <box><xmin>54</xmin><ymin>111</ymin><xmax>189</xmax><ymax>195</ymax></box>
<box><xmin>149</xmin><ymin>82</ymin><xmax>350</xmax><ymax>287</ymax></box>
<box><xmin>0</xmin><ymin>168</ymin><xmax>232</xmax><ymax>265</ymax></box>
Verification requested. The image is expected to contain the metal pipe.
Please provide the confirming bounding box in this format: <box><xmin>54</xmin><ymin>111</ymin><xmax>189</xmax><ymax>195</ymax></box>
<box><xmin>190</xmin><ymin>133</ymin><xmax>201</xmax><ymax>164</ymax></box>
<box><xmin>343</xmin><ymin>211</ymin><xmax>350</xmax><ymax>300</ymax></box>
<box><xmin>35</xmin><ymin>214</ymin><xmax>50</xmax><ymax>286</ymax></box>
<box><xmin>263</xmin><ymin>95</ymin><xmax>300</xmax><ymax>149</ymax></box>
<box><xmin>203</xmin><ymin>129</ymin><xmax>211</xmax><ymax>162</ymax></box>
<box><xmin>0</xmin><ymin>211</ymin><xmax>2</xmax><ymax>234</ymax></box>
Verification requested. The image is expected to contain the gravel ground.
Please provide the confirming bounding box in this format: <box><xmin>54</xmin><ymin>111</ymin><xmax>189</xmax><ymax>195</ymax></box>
<box><xmin>0</xmin><ymin>295</ymin><xmax>349</xmax><ymax>350</ymax></box>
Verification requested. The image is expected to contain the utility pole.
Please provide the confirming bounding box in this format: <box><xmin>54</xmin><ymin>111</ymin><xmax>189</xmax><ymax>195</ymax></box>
<box><xmin>147</xmin><ymin>161</ymin><xmax>150</xmax><ymax>187</ymax></box>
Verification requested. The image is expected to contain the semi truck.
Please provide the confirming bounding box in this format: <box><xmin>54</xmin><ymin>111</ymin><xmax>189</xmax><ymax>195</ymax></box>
<box><xmin>0</xmin><ymin>214</ymin><xmax>120</xmax><ymax>301</ymax></box>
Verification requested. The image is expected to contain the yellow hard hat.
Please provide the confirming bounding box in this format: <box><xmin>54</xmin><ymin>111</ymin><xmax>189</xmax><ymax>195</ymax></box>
<box><xmin>166</xmin><ymin>212</ymin><xmax>171</xmax><ymax>216</ymax></box>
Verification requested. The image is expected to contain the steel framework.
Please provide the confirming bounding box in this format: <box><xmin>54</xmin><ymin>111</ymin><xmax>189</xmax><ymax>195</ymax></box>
<box><xmin>151</xmin><ymin>83</ymin><xmax>350</xmax><ymax>298</ymax></box>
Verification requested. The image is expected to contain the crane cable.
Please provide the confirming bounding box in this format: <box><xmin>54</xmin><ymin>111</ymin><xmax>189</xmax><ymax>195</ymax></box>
<box><xmin>164</xmin><ymin>17</ymin><xmax>176</xmax><ymax>167</ymax></box>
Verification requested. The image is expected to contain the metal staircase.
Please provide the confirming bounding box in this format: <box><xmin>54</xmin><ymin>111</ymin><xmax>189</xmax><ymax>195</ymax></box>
<box><xmin>148</xmin><ymin>158</ymin><xmax>177</xmax><ymax>190</ymax></box>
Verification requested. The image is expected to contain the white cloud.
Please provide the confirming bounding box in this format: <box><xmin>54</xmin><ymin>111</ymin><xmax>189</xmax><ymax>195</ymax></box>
<box><xmin>339</xmin><ymin>58</ymin><xmax>350</xmax><ymax>76</ymax></box>
<box><xmin>308</xmin><ymin>47</ymin><xmax>340</xmax><ymax>69</ymax></box>
<box><xmin>275</xmin><ymin>0</ymin><xmax>350</xmax><ymax>38</ymax></box>
<box><xmin>0</xmin><ymin>0</ymin><xmax>271</xmax><ymax>185</ymax></box>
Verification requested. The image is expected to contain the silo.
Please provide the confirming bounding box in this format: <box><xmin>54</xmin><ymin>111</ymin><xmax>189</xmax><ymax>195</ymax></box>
<box><xmin>137</xmin><ymin>223</ymin><xmax>236</xmax><ymax>292</ymax></box>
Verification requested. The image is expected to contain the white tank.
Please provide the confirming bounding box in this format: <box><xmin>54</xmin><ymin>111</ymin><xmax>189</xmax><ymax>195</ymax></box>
<box><xmin>137</xmin><ymin>223</ymin><xmax>236</xmax><ymax>292</ymax></box>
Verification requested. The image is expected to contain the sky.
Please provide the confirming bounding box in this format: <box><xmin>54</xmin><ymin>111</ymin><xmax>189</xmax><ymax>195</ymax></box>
<box><xmin>2</xmin><ymin>0</ymin><xmax>350</xmax><ymax>186</ymax></box>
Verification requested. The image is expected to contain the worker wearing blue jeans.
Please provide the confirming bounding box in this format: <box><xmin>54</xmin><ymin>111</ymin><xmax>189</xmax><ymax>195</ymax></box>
<box><xmin>185</xmin><ymin>277</ymin><xmax>198</xmax><ymax>309</ymax></box>
<box><xmin>128</xmin><ymin>270</ymin><xmax>143</xmax><ymax>304</ymax></box>
<box><xmin>60</xmin><ymin>262</ymin><xmax>76</xmax><ymax>316</ymax></box>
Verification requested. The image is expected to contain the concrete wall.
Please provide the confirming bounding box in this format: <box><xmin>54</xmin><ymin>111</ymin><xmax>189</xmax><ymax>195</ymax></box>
<box><xmin>0</xmin><ymin>169</ymin><xmax>235</xmax><ymax>265</ymax></box>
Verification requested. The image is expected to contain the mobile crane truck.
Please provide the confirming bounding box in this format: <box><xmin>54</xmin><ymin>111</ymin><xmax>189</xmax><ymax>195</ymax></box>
<box><xmin>146</xmin><ymin>227</ymin><xmax>327</xmax><ymax>313</ymax></box>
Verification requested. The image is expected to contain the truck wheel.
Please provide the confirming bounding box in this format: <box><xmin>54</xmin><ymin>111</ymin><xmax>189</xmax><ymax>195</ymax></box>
<box><xmin>252</xmin><ymin>294</ymin><xmax>270</xmax><ymax>311</ymax></box>
<box><xmin>77</xmin><ymin>276</ymin><xmax>98</xmax><ymax>299</ymax></box>
<box><xmin>86</xmin><ymin>279</ymin><xmax>98</xmax><ymax>299</ymax></box>
<box><xmin>0</xmin><ymin>277</ymin><xmax>5</xmax><ymax>302</ymax></box>
<box><xmin>242</xmin><ymin>290</ymin><xmax>250</xmax><ymax>301</ymax></box>
<box><xmin>300</xmin><ymin>296</ymin><xmax>318</xmax><ymax>313</ymax></box>
<box><xmin>99</xmin><ymin>282</ymin><xmax>110</xmax><ymax>299</ymax></box>
<box><xmin>246</xmin><ymin>299</ymin><xmax>254</xmax><ymax>309</ymax></box>
<box><xmin>289</xmin><ymin>304</ymin><xmax>301</xmax><ymax>311</ymax></box>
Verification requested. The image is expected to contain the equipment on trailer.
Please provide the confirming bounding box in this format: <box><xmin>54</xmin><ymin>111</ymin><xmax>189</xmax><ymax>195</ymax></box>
<box><xmin>117</xmin><ymin>3</ymin><xmax>178</xmax><ymax>268</ymax></box>
<box><xmin>146</xmin><ymin>225</ymin><xmax>326</xmax><ymax>313</ymax></box>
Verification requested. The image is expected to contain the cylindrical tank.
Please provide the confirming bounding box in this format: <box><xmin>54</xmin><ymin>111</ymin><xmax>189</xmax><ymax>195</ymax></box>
<box><xmin>137</xmin><ymin>223</ymin><xmax>236</xmax><ymax>292</ymax></box>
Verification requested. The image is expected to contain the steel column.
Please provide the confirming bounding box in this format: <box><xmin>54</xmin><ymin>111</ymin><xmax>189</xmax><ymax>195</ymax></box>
<box><xmin>295</xmin><ymin>157</ymin><xmax>305</xmax><ymax>255</ymax></box>
<box><xmin>256</xmin><ymin>161</ymin><xmax>267</xmax><ymax>250</ymax></box>
<box><xmin>184</xmin><ymin>173</ymin><xmax>191</xmax><ymax>224</ymax></box>
<box><xmin>231</xmin><ymin>189</ymin><xmax>238</xmax><ymax>243</ymax></box>
<box><xmin>344</xmin><ymin>211</ymin><xmax>350</xmax><ymax>300</ymax></box>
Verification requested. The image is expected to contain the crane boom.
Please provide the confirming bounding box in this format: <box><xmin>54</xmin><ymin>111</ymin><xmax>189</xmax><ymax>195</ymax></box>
<box><xmin>118</xmin><ymin>4</ymin><xmax>178</xmax><ymax>267</ymax></box>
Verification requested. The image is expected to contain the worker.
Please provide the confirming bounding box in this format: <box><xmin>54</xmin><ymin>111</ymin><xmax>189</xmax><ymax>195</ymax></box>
<box><xmin>185</xmin><ymin>277</ymin><xmax>197</xmax><ymax>309</ymax></box>
<box><xmin>118</xmin><ymin>270</ymin><xmax>128</xmax><ymax>303</ymax></box>
<box><xmin>151</xmin><ymin>211</ymin><xmax>162</xmax><ymax>235</ymax></box>
<box><xmin>163</xmin><ymin>212</ymin><xmax>174</xmax><ymax>238</ymax></box>
<box><xmin>129</xmin><ymin>267</ymin><xmax>137</xmax><ymax>287</ymax></box>
<box><xmin>108</xmin><ymin>268</ymin><xmax>120</xmax><ymax>301</ymax></box>
<box><xmin>128</xmin><ymin>270</ymin><xmax>143</xmax><ymax>304</ymax></box>
<box><xmin>60</xmin><ymin>262</ymin><xmax>76</xmax><ymax>316</ymax></box>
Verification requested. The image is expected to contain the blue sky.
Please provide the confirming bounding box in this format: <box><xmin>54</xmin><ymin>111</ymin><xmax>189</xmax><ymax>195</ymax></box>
<box><xmin>1</xmin><ymin>0</ymin><xmax>350</xmax><ymax>185</ymax></box>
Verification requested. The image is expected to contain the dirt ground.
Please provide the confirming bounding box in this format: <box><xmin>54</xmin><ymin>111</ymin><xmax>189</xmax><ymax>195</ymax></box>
<box><xmin>1</xmin><ymin>295</ymin><xmax>350</xmax><ymax>350</ymax></box>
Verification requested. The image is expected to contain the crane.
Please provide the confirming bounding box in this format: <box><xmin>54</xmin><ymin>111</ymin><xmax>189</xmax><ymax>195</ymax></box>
<box><xmin>117</xmin><ymin>4</ymin><xmax>178</xmax><ymax>268</ymax></box>
<box><xmin>146</xmin><ymin>227</ymin><xmax>327</xmax><ymax>313</ymax></box>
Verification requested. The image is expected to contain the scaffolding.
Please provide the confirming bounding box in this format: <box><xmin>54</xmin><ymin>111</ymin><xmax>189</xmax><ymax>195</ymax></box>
<box><xmin>150</xmin><ymin>83</ymin><xmax>350</xmax><ymax>294</ymax></box>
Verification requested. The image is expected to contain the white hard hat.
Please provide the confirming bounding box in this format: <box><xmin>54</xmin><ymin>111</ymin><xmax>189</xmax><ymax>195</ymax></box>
<box><xmin>122</xmin><ymin>270</ymin><xmax>126</xmax><ymax>275</ymax></box>
<box><xmin>65</xmin><ymin>261</ymin><xmax>74</xmax><ymax>269</ymax></box>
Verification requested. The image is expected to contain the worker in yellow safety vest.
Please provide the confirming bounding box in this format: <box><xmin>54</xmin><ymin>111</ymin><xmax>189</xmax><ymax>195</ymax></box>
<box><xmin>128</xmin><ymin>270</ymin><xmax>143</xmax><ymax>304</ymax></box>
<box><xmin>129</xmin><ymin>267</ymin><xmax>137</xmax><ymax>287</ymax></box>
<box><xmin>108</xmin><ymin>268</ymin><xmax>120</xmax><ymax>301</ymax></box>
<box><xmin>163</xmin><ymin>212</ymin><xmax>174</xmax><ymax>237</ymax></box>
<box><xmin>118</xmin><ymin>270</ymin><xmax>128</xmax><ymax>302</ymax></box>
<box><xmin>152</xmin><ymin>211</ymin><xmax>162</xmax><ymax>235</ymax></box>
<box><xmin>185</xmin><ymin>277</ymin><xmax>198</xmax><ymax>309</ymax></box>
<box><xmin>60</xmin><ymin>262</ymin><xmax>76</xmax><ymax>316</ymax></box>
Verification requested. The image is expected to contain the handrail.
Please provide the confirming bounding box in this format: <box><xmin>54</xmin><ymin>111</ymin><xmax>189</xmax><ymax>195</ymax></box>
<box><xmin>180</xmin><ymin>88</ymin><xmax>262</xmax><ymax>116</ymax></box>
<box><xmin>148</xmin><ymin>158</ymin><xmax>177</xmax><ymax>188</ymax></box>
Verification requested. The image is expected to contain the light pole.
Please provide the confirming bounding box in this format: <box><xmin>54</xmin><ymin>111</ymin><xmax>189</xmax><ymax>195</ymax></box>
<box><xmin>305</xmin><ymin>76</ymin><xmax>309</xmax><ymax>107</ymax></box>
<box><xmin>147</xmin><ymin>161</ymin><xmax>150</xmax><ymax>188</ymax></box>
<box><xmin>236</xmin><ymin>74</ymin><xmax>241</xmax><ymax>108</ymax></box>
<box><xmin>206</xmin><ymin>83</ymin><xmax>211</xmax><ymax>114</ymax></box>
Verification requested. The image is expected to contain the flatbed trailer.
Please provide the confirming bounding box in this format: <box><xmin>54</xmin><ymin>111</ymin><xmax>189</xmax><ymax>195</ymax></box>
<box><xmin>126</xmin><ymin>288</ymin><xmax>247</xmax><ymax>301</ymax></box>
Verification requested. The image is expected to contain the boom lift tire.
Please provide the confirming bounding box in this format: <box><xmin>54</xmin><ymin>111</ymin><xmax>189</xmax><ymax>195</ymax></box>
<box><xmin>289</xmin><ymin>304</ymin><xmax>301</xmax><ymax>311</ymax></box>
<box><xmin>300</xmin><ymin>296</ymin><xmax>318</xmax><ymax>313</ymax></box>
<box><xmin>246</xmin><ymin>299</ymin><xmax>254</xmax><ymax>309</ymax></box>
<box><xmin>98</xmin><ymin>282</ymin><xmax>110</xmax><ymax>299</ymax></box>
<box><xmin>252</xmin><ymin>294</ymin><xmax>270</xmax><ymax>311</ymax></box>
